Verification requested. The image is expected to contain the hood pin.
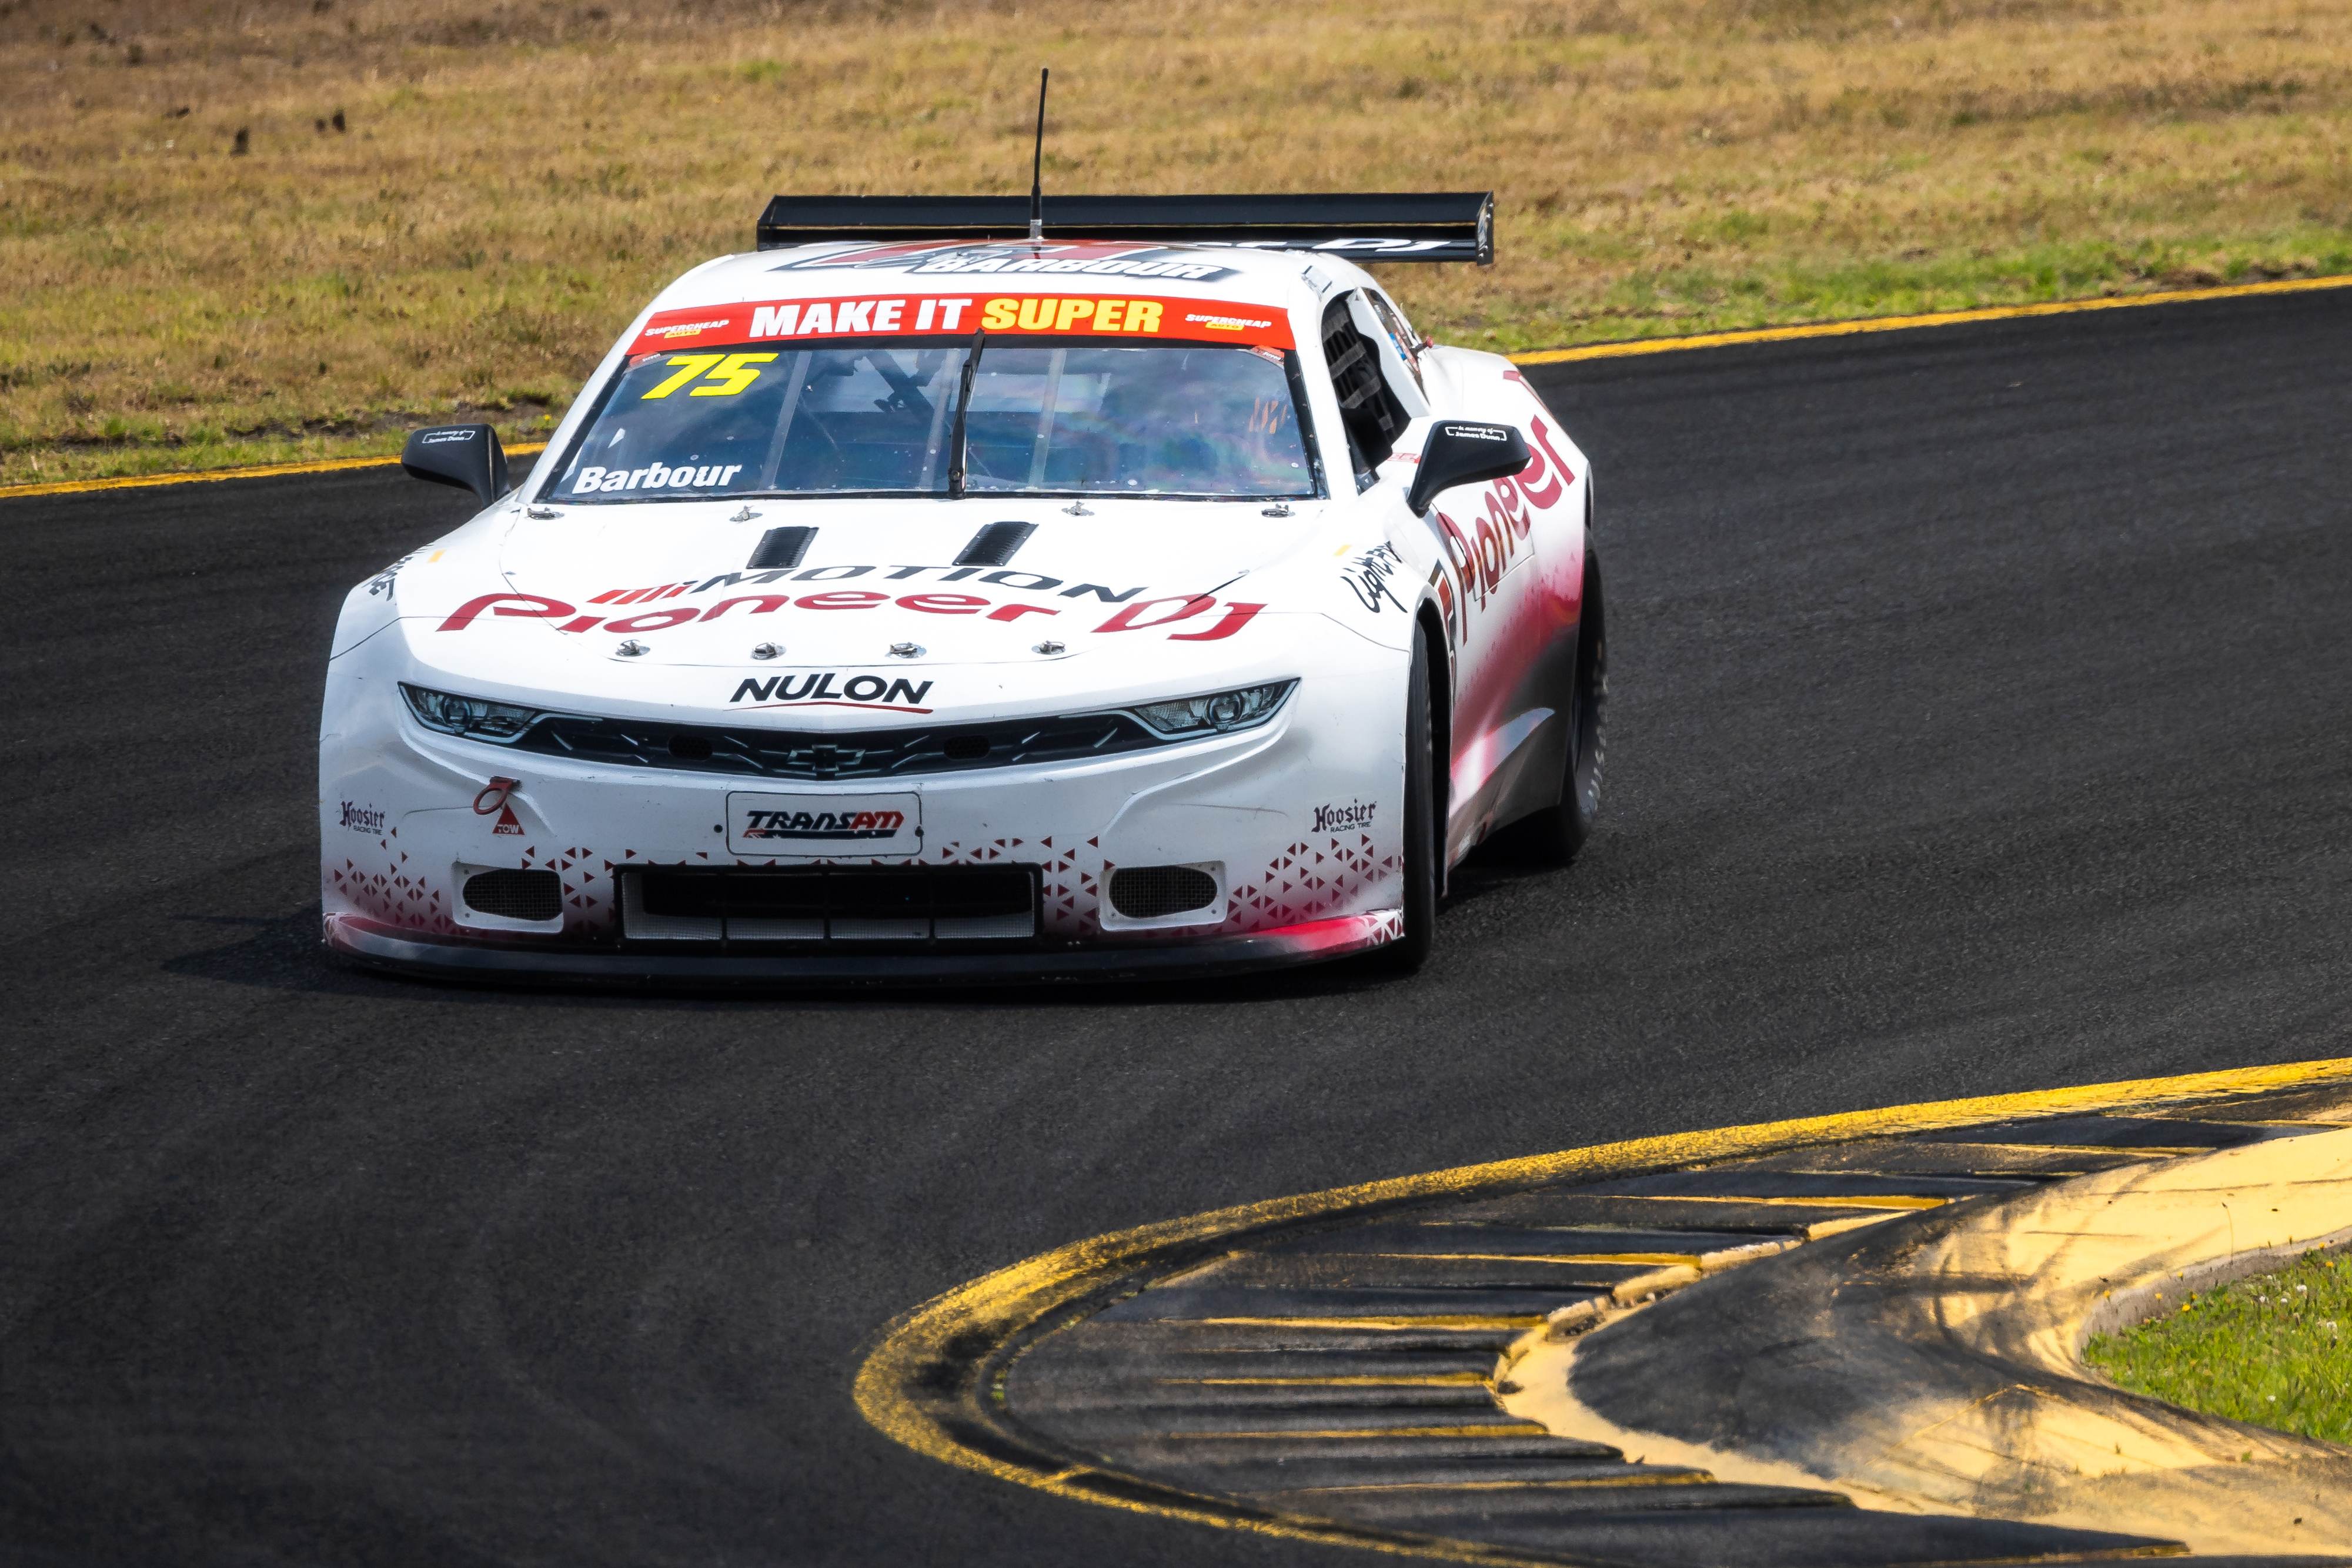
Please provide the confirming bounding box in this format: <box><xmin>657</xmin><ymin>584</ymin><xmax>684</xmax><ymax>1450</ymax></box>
<box><xmin>526</xmin><ymin>504</ymin><xmax>562</xmax><ymax>519</ymax></box>
<box><xmin>888</xmin><ymin>642</ymin><xmax>924</xmax><ymax>658</ymax></box>
<box><xmin>1033</xmin><ymin>640</ymin><xmax>1065</xmax><ymax>655</ymax></box>
<box><xmin>730</xmin><ymin>506</ymin><xmax>761</xmax><ymax>522</ymax></box>
<box><xmin>1262</xmin><ymin>503</ymin><xmax>1294</xmax><ymax>517</ymax></box>
<box><xmin>1062</xmin><ymin>501</ymin><xmax>1093</xmax><ymax>516</ymax></box>
<box><xmin>750</xmin><ymin>643</ymin><xmax>783</xmax><ymax>660</ymax></box>
<box><xmin>616</xmin><ymin>640</ymin><xmax>650</xmax><ymax>657</ymax></box>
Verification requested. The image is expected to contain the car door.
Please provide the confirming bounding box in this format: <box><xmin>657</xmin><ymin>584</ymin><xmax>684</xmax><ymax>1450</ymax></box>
<box><xmin>1324</xmin><ymin>288</ymin><xmax>1552</xmax><ymax>860</ymax></box>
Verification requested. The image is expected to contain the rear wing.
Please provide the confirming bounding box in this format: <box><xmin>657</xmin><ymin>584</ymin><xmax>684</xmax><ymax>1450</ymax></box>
<box><xmin>756</xmin><ymin>193</ymin><xmax>1495</xmax><ymax>265</ymax></box>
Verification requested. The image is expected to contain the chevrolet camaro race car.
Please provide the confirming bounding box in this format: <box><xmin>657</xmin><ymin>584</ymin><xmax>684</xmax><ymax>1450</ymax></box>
<box><xmin>320</xmin><ymin>192</ymin><xmax>1605</xmax><ymax>983</ymax></box>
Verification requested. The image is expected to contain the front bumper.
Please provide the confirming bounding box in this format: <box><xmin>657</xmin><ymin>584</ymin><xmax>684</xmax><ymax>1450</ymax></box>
<box><xmin>324</xmin><ymin>908</ymin><xmax>1402</xmax><ymax>987</ymax></box>
<box><xmin>320</xmin><ymin>647</ymin><xmax>1407</xmax><ymax>984</ymax></box>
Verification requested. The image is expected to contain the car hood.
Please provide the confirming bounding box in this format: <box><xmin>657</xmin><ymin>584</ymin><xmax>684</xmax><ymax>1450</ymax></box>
<box><xmin>354</xmin><ymin>495</ymin><xmax>1383</xmax><ymax>727</ymax></box>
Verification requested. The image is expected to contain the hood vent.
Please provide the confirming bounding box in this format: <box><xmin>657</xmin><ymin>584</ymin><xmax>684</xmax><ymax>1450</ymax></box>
<box><xmin>954</xmin><ymin>521</ymin><xmax>1036</xmax><ymax>567</ymax></box>
<box><xmin>747</xmin><ymin>526</ymin><xmax>816</xmax><ymax>570</ymax></box>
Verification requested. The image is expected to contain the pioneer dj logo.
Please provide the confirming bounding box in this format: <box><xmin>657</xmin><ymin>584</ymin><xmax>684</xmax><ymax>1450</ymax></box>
<box><xmin>741</xmin><ymin>809</ymin><xmax>907</xmax><ymax>841</ymax></box>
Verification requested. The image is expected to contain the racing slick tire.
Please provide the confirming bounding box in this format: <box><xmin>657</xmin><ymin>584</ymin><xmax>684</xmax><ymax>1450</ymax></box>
<box><xmin>1377</xmin><ymin>622</ymin><xmax>1441</xmax><ymax>975</ymax></box>
<box><xmin>1498</xmin><ymin>542</ymin><xmax>1606</xmax><ymax>866</ymax></box>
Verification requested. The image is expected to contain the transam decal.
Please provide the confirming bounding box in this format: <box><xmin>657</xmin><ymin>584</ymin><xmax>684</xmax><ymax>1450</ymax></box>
<box><xmin>630</xmin><ymin>294</ymin><xmax>1295</xmax><ymax>353</ymax></box>
<box><xmin>741</xmin><ymin>808</ymin><xmax>904</xmax><ymax>841</ymax></box>
<box><xmin>729</xmin><ymin>791</ymin><xmax>918</xmax><ymax>849</ymax></box>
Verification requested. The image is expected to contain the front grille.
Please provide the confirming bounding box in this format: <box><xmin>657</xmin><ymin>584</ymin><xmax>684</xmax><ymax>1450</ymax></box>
<box><xmin>1109</xmin><ymin>864</ymin><xmax>1220</xmax><ymax>920</ymax></box>
<box><xmin>510</xmin><ymin>711</ymin><xmax>1168</xmax><ymax>781</ymax></box>
<box><xmin>463</xmin><ymin>868</ymin><xmax>563</xmax><ymax>921</ymax></box>
<box><xmin>620</xmin><ymin>865</ymin><xmax>1037</xmax><ymax>944</ymax></box>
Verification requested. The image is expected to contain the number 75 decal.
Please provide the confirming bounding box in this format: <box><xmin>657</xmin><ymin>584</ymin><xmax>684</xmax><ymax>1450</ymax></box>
<box><xmin>642</xmin><ymin>352</ymin><xmax>777</xmax><ymax>399</ymax></box>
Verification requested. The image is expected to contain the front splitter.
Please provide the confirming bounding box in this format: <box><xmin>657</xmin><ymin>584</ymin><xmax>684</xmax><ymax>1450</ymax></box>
<box><xmin>322</xmin><ymin>910</ymin><xmax>1401</xmax><ymax>988</ymax></box>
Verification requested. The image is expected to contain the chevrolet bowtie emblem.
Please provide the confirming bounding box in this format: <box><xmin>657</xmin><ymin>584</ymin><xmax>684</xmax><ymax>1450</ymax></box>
<box><xmin>791</xmin><ymin>745</ymin><xmax>863</xmax><ymax>773</ymax></box>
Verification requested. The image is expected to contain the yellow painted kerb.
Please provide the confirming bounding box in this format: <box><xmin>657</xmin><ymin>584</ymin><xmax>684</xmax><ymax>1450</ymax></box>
<box><xmin>1508</xmin><ymin>272</ymin><xmax>2352</xmax><ymax>366</ymax></box>
<box><xmin>0</xmin><ymin>442</ymin><xmax>549</xmax><ymax>502</ymax></box>
<box><xmin>853</xmin><ymin>1055</ymin><xmax>2352</xmax><ymax>1563</ymax></box>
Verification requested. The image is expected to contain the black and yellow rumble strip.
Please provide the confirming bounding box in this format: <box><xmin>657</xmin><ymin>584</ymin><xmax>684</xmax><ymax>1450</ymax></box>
<box><xmin>855</xmin><ymin>1058</ymin><xmax>2352</xmax><ymax>1566</ymax></box>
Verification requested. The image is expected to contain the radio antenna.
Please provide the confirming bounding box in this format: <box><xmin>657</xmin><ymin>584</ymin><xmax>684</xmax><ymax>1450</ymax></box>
<box><xmin>1028</xmin><ymin>68</ymin><xmax>1049</xmax><ymax>242</ymax></box>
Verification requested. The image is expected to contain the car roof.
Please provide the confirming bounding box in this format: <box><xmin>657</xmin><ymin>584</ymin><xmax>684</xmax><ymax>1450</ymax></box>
<box><xmin>647</xmin><ymin>241</ymin><xmax>1372</xmax><ymax>316</ymax></box>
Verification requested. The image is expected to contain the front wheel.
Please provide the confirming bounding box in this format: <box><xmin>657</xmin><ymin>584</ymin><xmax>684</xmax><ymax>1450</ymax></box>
<box><xmin>1376</xmin><ymin>623</ymin><xmax>1439</xmax><ymax>974</ymax></box>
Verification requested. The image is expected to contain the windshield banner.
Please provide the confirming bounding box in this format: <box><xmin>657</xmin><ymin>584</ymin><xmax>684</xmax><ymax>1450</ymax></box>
<box><xmin>632</xmin><ymin>293</ymin><xmax>1295</xmax><ymax>353</ymax></box>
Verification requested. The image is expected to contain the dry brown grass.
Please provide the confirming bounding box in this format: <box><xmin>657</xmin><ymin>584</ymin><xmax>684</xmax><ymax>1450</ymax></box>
<box><xmin>4</xmin><ymin>0</ymin><xmax>2349</xmax><ymax>483</ymax></box>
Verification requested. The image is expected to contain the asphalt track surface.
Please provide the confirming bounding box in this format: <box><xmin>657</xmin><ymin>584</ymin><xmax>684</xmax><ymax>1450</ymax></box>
<box><xmin>7</xmin><ymin>289</ymin><xmax>2352</xmax><ymax>1568</ymax></box>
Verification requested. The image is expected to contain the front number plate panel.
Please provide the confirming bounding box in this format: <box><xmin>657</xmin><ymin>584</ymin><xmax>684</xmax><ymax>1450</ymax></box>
<box><xmin>727</xmin><ymin>791</ymin><xmax>921</xmax><ymax>857</ymax></box>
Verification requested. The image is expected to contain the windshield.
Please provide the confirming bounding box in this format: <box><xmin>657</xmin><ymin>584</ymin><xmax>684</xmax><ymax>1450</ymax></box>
<box><xmin>552</xmin><ymin>339</ymin><xmax>1316</xmax><ymax>503</ymax></box>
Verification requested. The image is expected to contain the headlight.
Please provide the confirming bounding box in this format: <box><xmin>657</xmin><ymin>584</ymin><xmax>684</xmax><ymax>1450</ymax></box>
<box><xmin>1128</xmin><ymin>678</ymin><xmax>1297</xmax><ymax>737</ymax></box>
<box><xmin>400</xmin><ymin>683</ymin><xmax>548</xmax><ymax>743</ymax></box>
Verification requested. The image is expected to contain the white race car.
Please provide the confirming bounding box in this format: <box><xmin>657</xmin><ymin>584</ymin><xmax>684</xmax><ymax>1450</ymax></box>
<box><xmin>320</xmin><ymin>193</ymin><xmax>1604</xmax><ymax>982</ymax></box>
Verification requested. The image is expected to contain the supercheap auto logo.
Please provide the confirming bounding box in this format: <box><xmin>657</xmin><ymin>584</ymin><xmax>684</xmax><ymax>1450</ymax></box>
<box><xmin>741</xmin><ymin>808</ymin><xmax>906</xmax><ymax>841</ymax></box>
<box><xmin>642</xmin><ymin>317</ymin><xmax>733</xmax><ymax>342</ymax></box>
<box><xmin>1183</xmin><ymin>310</ymin><xmax>1277</xmax><ymax>335</ymax></box>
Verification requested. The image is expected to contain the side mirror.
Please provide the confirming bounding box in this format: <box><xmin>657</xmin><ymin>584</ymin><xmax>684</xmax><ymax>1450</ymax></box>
<box><xmin>1406</xmin><ymin>421</ymin><xmax>1531</xmax><ymax>517</ymax></box>
<box><xmin>402</xmin><ymin>424</ymin><xmax>510</xmax><ymax>506</ymax></box>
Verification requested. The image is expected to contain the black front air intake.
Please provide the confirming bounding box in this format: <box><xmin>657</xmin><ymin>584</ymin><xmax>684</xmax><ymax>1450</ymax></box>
<box><xmin>463</xmin><ymin>868</ymin><xmax>562</xmax><ymax>922</ymax></box>
<box><xmin>620</xmin><ymin>865</ymin><xmax>1038</xmax><ymax>945</ymax></box>
<box><xmin>1108</xmin><ymin>865</ymin><xmax>1220</xmax><ymax>920</ymax></box>
<box><xmin>757</xmin><ymin>192</ymin><xmax>1495</xmax><ymax>265</ymax></box>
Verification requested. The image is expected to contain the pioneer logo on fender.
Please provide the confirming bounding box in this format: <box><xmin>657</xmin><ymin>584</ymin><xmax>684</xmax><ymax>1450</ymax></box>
<box><xmin>1312</xmin><ymin>799</ymin><xmax>1378</xmax><ymax>833</ymax></box>
<box><xmin>741</xmin><ymin>809</ymin><xmax>906</xmax><ymax>841</ymax></box>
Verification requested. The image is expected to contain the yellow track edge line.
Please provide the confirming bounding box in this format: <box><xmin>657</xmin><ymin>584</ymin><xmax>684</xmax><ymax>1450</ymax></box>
<box><xmin>0</xmin><ymin>442</ymin><xmax>550</xmax><ymax>502</ymax></box>
<box><xmin>1506</xmin><ymin>272</ymin><xmax>2352</xmax><ymax>367</ymax></box>
<box><xmin>853</xmin><ymin>1055</ymin><xmax>2352</xmax><ymax>1566</ymax></box>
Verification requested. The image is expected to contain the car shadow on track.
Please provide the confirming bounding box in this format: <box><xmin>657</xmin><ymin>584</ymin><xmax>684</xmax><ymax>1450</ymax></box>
<box><xmin>162</xmin><ymin>902</ymin><xmax>1413</xmax><ymax>1011</ymax></box>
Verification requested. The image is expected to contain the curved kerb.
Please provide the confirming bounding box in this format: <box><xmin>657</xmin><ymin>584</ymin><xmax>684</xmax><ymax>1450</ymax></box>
<box><xmin>854</xmin><ymin>1056</ymin><xmax>2352</xmax><ymax>1565</ymax></box>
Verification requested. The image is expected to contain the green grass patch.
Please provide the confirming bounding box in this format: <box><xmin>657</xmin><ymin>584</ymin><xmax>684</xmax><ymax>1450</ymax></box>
<box><xmin>2084</xmin><ymin>1251</ymin><xmax>2352</xmax><ymax>1445</ymax></box>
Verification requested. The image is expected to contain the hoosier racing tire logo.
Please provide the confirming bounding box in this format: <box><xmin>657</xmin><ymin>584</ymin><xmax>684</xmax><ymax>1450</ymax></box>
<box><xmin>1311</xmin><ymin>799</ymin><xmax>1378</xmax><ymax>833</ymax></box>
<box><xmin>741</xmin><ymin>808</ymin><xmax>906</xmax><ymax>841</ymax></box>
